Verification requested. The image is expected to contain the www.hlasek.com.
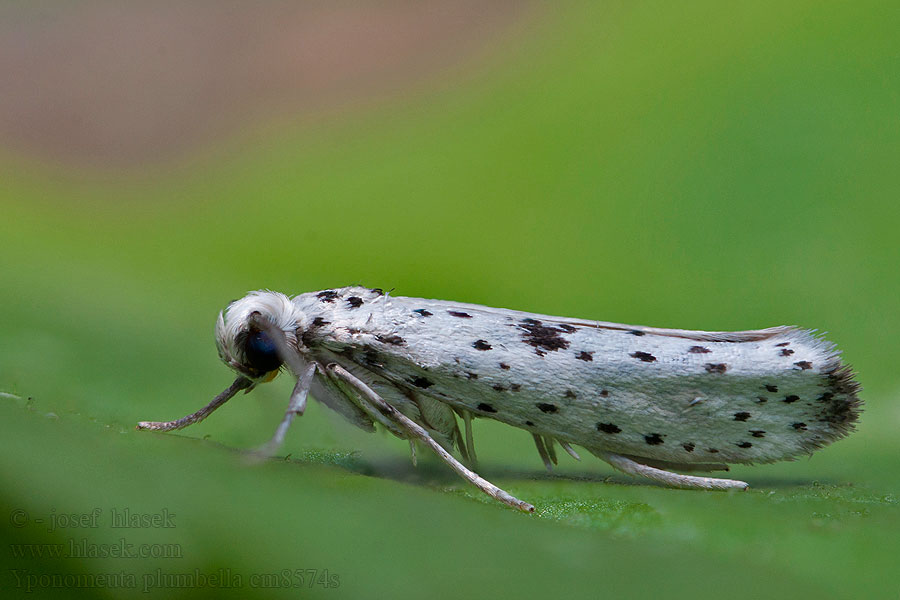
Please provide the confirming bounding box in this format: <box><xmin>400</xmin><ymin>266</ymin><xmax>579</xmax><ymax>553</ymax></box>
<box><xmin>10</xmin><ymin>568</ymin><xmax>341</xmax><ymax>592</ymax></box>
<box><xmin>10</xmin><ymin>538</ymin><xmax>183</xmax><ymax>559</ymax></box>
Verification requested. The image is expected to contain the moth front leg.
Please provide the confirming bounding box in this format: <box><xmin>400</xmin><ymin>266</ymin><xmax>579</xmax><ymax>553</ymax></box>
<box><xmin>137</xmin><ymin>376</ymin><xmax>253</xmax><ymax>432</ymax></box>
<box><xmin>325</xmin><ymin>363</ymin><xmax>535</xmax><ymax>513</ymax></box>
<box><xmin>254</xmin><ymin>362</ymin><xmax>318</xmax><ymax>457</ymax></box>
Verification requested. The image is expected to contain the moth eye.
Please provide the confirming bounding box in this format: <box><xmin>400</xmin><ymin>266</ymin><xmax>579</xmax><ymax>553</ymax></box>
<box><xmin>244</xmin><ymin>330</ymin><xmax>282</xmax><ymax>374</ymax></box>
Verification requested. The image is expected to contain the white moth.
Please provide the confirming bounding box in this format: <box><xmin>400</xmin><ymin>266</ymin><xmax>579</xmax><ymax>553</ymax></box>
<box><xmin>137</xmin><ymin>286</ymin><xmax>862</xmax><ymax>512</ymax></box>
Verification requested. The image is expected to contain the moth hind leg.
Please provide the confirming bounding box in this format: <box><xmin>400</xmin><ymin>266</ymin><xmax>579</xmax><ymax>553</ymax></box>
<box><xmin>591</xmin><ymin>450</ymin><xmax>749</xmax><ymax>491</ymax></box>
<box><xmin>618</xmin><ymin>454</ymin><xmax>730</xmax><ymax>473</ymax></box>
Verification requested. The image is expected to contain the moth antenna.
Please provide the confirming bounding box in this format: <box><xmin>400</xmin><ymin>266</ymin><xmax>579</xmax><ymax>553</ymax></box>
<box><xmin>136</xmin><ymin>377</ymin><xmax>252</xmax><ymax>432</ymax></box>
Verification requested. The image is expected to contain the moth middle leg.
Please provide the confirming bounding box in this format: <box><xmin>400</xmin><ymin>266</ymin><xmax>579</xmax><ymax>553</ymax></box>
<box><xmin>254</xmin><ymin>362</ymin><xmax>318</xmax><ymax>456</ymax></box>
<box><xmin>325</xmin><ymin>363</ymin><xmax>535</xmax><ymax>513</ymax></box>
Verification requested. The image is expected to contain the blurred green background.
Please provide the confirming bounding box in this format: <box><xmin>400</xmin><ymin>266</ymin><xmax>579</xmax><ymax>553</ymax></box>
<box><xmin>2</xmin><ymin>1</ymin><xmax>898</xmax><ymax>598</ymax></box>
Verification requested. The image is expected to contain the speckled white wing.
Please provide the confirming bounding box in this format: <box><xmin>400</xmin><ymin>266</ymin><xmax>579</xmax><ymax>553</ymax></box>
<box><xmin>297</xmin><ymin>287</ymin><xmax>860</xmax><ymax>467</ymax></box>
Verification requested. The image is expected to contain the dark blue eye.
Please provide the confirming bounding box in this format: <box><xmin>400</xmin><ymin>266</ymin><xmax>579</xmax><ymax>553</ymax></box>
<box><xmin>245</xmin><ymin>330</ymin><xmax>282</xmax><ymax>374</ymax></box>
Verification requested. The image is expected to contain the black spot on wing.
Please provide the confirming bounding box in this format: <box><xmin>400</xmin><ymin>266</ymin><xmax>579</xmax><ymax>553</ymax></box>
<box><xmin>783</xmin><ymin>395</ymin><xmax>800</xmax><ymax>404</ymax></box>
<box><xmin>564</xmin><ymin>390</ymin><xmax>577</xmax><ymax>399</ymax></box>
<box><xmin>733</xmin><ymin>412</ymin><xmax>751</xmax><ymax>421</ymax></box>
<box><xmin>629</xmin><ymin>330</ymin><xmax>645</xmax><ymax>336</ymax></box>
<box><xmin>510</xmin><ymin>383</ymin><xmax>521</xmax><ymax>392</ymax></box>
<box><xmin>477</xmin><ymin>403</ymin><xmax>497</xmax><ymax>413</ymax></box>
<box><xmin>413</xmin><ymin>309</ymin><xmax>433</xmax><ymax>317</ymax></box>
<box><xmin>346</xmin><ymin>296</ymin><xmax>363</xmax><ymax>308</ymax></box>
<box><xmin>316</xmin><ymin>290</ymin><xmax>339</xmax><ymax>302</ymax></box>
<box><xmin>492</xmin><ymin>384</ymin><xmax>507</xmax><ymax>392</ymax></box>
<box><xmin>688</xmin><ymin>346</ymin><xmax>711</xmax><ymax>354</ymax></box>
<box><xmin>792</xmin><ymin>422</ymin><xmax>808</xmax><ymax>431</ymax></box>
<box><xmin>765</xmin><ymin>384</ymin><xmax>779</xmax><ymax>393</ymax></box>
<box><xmin>525</xmin><ymin>421</ymin><xmax>535</xmax><ymax>427</ymax></box>
<box><xmin>369</xmin><ymin>288</ymin><xmax>384</xmax><ymax>295</ymax></box>
<box><xmin>682</xmin><ymin>442</ymin><xmax>695</xmax><ymax>452</ymax></box>
<box><xmin>749</xmin><ymin>430</ymin><xmax>766</xmax><ymax>438</ymax></box>
<box><xmin>795</xmin><ymin>361</ymin><xmax>813</xmax><ymax>370</ymax></box>
<box><xmin>410</xmin><ymin>377</ymin><xmax>433</xmax><ymax>389</ymax></box>
<box><xmin>597</xmin><ymin>422</ymin><xmax>621</xmax><ymax>434</ymax></box>
<box><xmin>599</xmin><ymin>389</ymin><xmax>609</xmax><ymax>397</ymax></box>
<box><xmin>378</xmin><ymin>335</ymin><xmax>405</xmax><ymax>346</ymax></box>
<box><xmin>705</xmin><ymin>363</ymin><xmax>728</xmax><ymax>373</ymax></box>
<box><xmin>736</xmin><ymin>441</ymin><xmax>753</xmax><ymax>448</ymax></box>
<box><xmin>448</xmin><ymin>311</ymin><xmax>472</xmax><ymax>318</ymax></box>
<box><xmin>780</xmin><ymin>348</ymin><xmax>795</xmax><ymax>356</ymax></box>
<box><xmin>473</xmin><ymin>340</ymin><xmax>492</xmax><ymax>351</ymax></box>
<box><xmin>536</xmin><ymin>403</ymin><xmax>558</xmax><ymax>413</ymax></box>
<box><xmin>644</xmin><ymin>433</ymin><xmax>664</xmax><ymax>445</ymax></box>
<box><xmin>630</xmin><ymin>351</ymin><xmax>656</xmax><ymax>362</ymax></box>
<box><xmin>499</xmin><ymin>363</ymin><xmax>510</xmax><ymax>370</ymax></box>
<box><xmin>576</xmin><ymin>350</ymin><xmax>594</xmax><ymax>362</ymax></box>
<box><xmin>517</xmin><ymin>319</ymin><xmax>571</xmax><ymax>353</ymax></box>
<box><xmin>558</xmin><ymin>324</ymin><xmax>579</xmax><ymax>333</ymax></box>
<box><xmin>311</xmin><ymin>317</ymin><xmax>329</xmax><ymax>327</ymax></box>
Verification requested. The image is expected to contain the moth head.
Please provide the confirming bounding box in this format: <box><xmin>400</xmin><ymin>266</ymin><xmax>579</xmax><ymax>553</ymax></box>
<box><xmin>215</xmin><ymin>291</ymin><xmax>300</xmax><ymax>381</ymax></box>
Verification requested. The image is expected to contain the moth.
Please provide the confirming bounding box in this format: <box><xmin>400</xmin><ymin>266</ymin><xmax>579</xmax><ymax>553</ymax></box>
<box><xmin>137</xmin><ymin>287</ymin><xmax>862</xmax><ymax>512</ymax></box>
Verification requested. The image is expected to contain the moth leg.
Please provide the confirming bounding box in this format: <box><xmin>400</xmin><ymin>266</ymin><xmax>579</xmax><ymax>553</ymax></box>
<box><xmin>451</xmin><ymin>426</ymin><xmax>469</xmax><ymax>465</ymax></box>
<box><xmin>559</xmin><ymin>441</ymin><xmax>581</xmax><ymax>461</ymax></box>
<box><xmin>326</xmin><ymin>363</ymin><xmax>535</xmax><ymax>513</ymax></box>
<box><xmin>136</xmin><ymin>376</ymin><xmax>253</xmax><ymax>431</ymax></box>
<box><xmin>461</xmin><ymin>409</ymin><xmax>478</xmax><ymax>466</ymax></box>
<box><xmin>619</xmin><ymin>455</ymin><xmax>729</xmax><ymax>473</ymax></box>
<box><xmin>595</xmin><ymin>451</ymin><xmax>749</xmax><ymax>491</ymax></box>
<box><xmin>532</xmin><ymin>434</ymin><xmax>556</xmax><ymax>471</ymax></box>
<box><xmin>255</xmin><ymin>362</ymin><xmax>318</xmax><ymax>456</ymax></box>
<box><xmin>408</xmin><ymin>440</ymin><xmax>418</xmax><ymax>467</ymax></box>
<box><xmin>323</xmin><ymin>368</ymin><xmax>407</xmax><ymax>438</ymax></box>
<box><xmin>543</xmin><ymin>436</ymin><xmax>558</xmax><ymax>465</ymax></box>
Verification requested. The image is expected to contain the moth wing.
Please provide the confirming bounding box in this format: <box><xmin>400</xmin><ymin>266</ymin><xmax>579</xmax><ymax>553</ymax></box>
<box><xmin>405</xmin><ymin>297</ymin><xmax>793</xmax><ymax>342</ymax></box>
